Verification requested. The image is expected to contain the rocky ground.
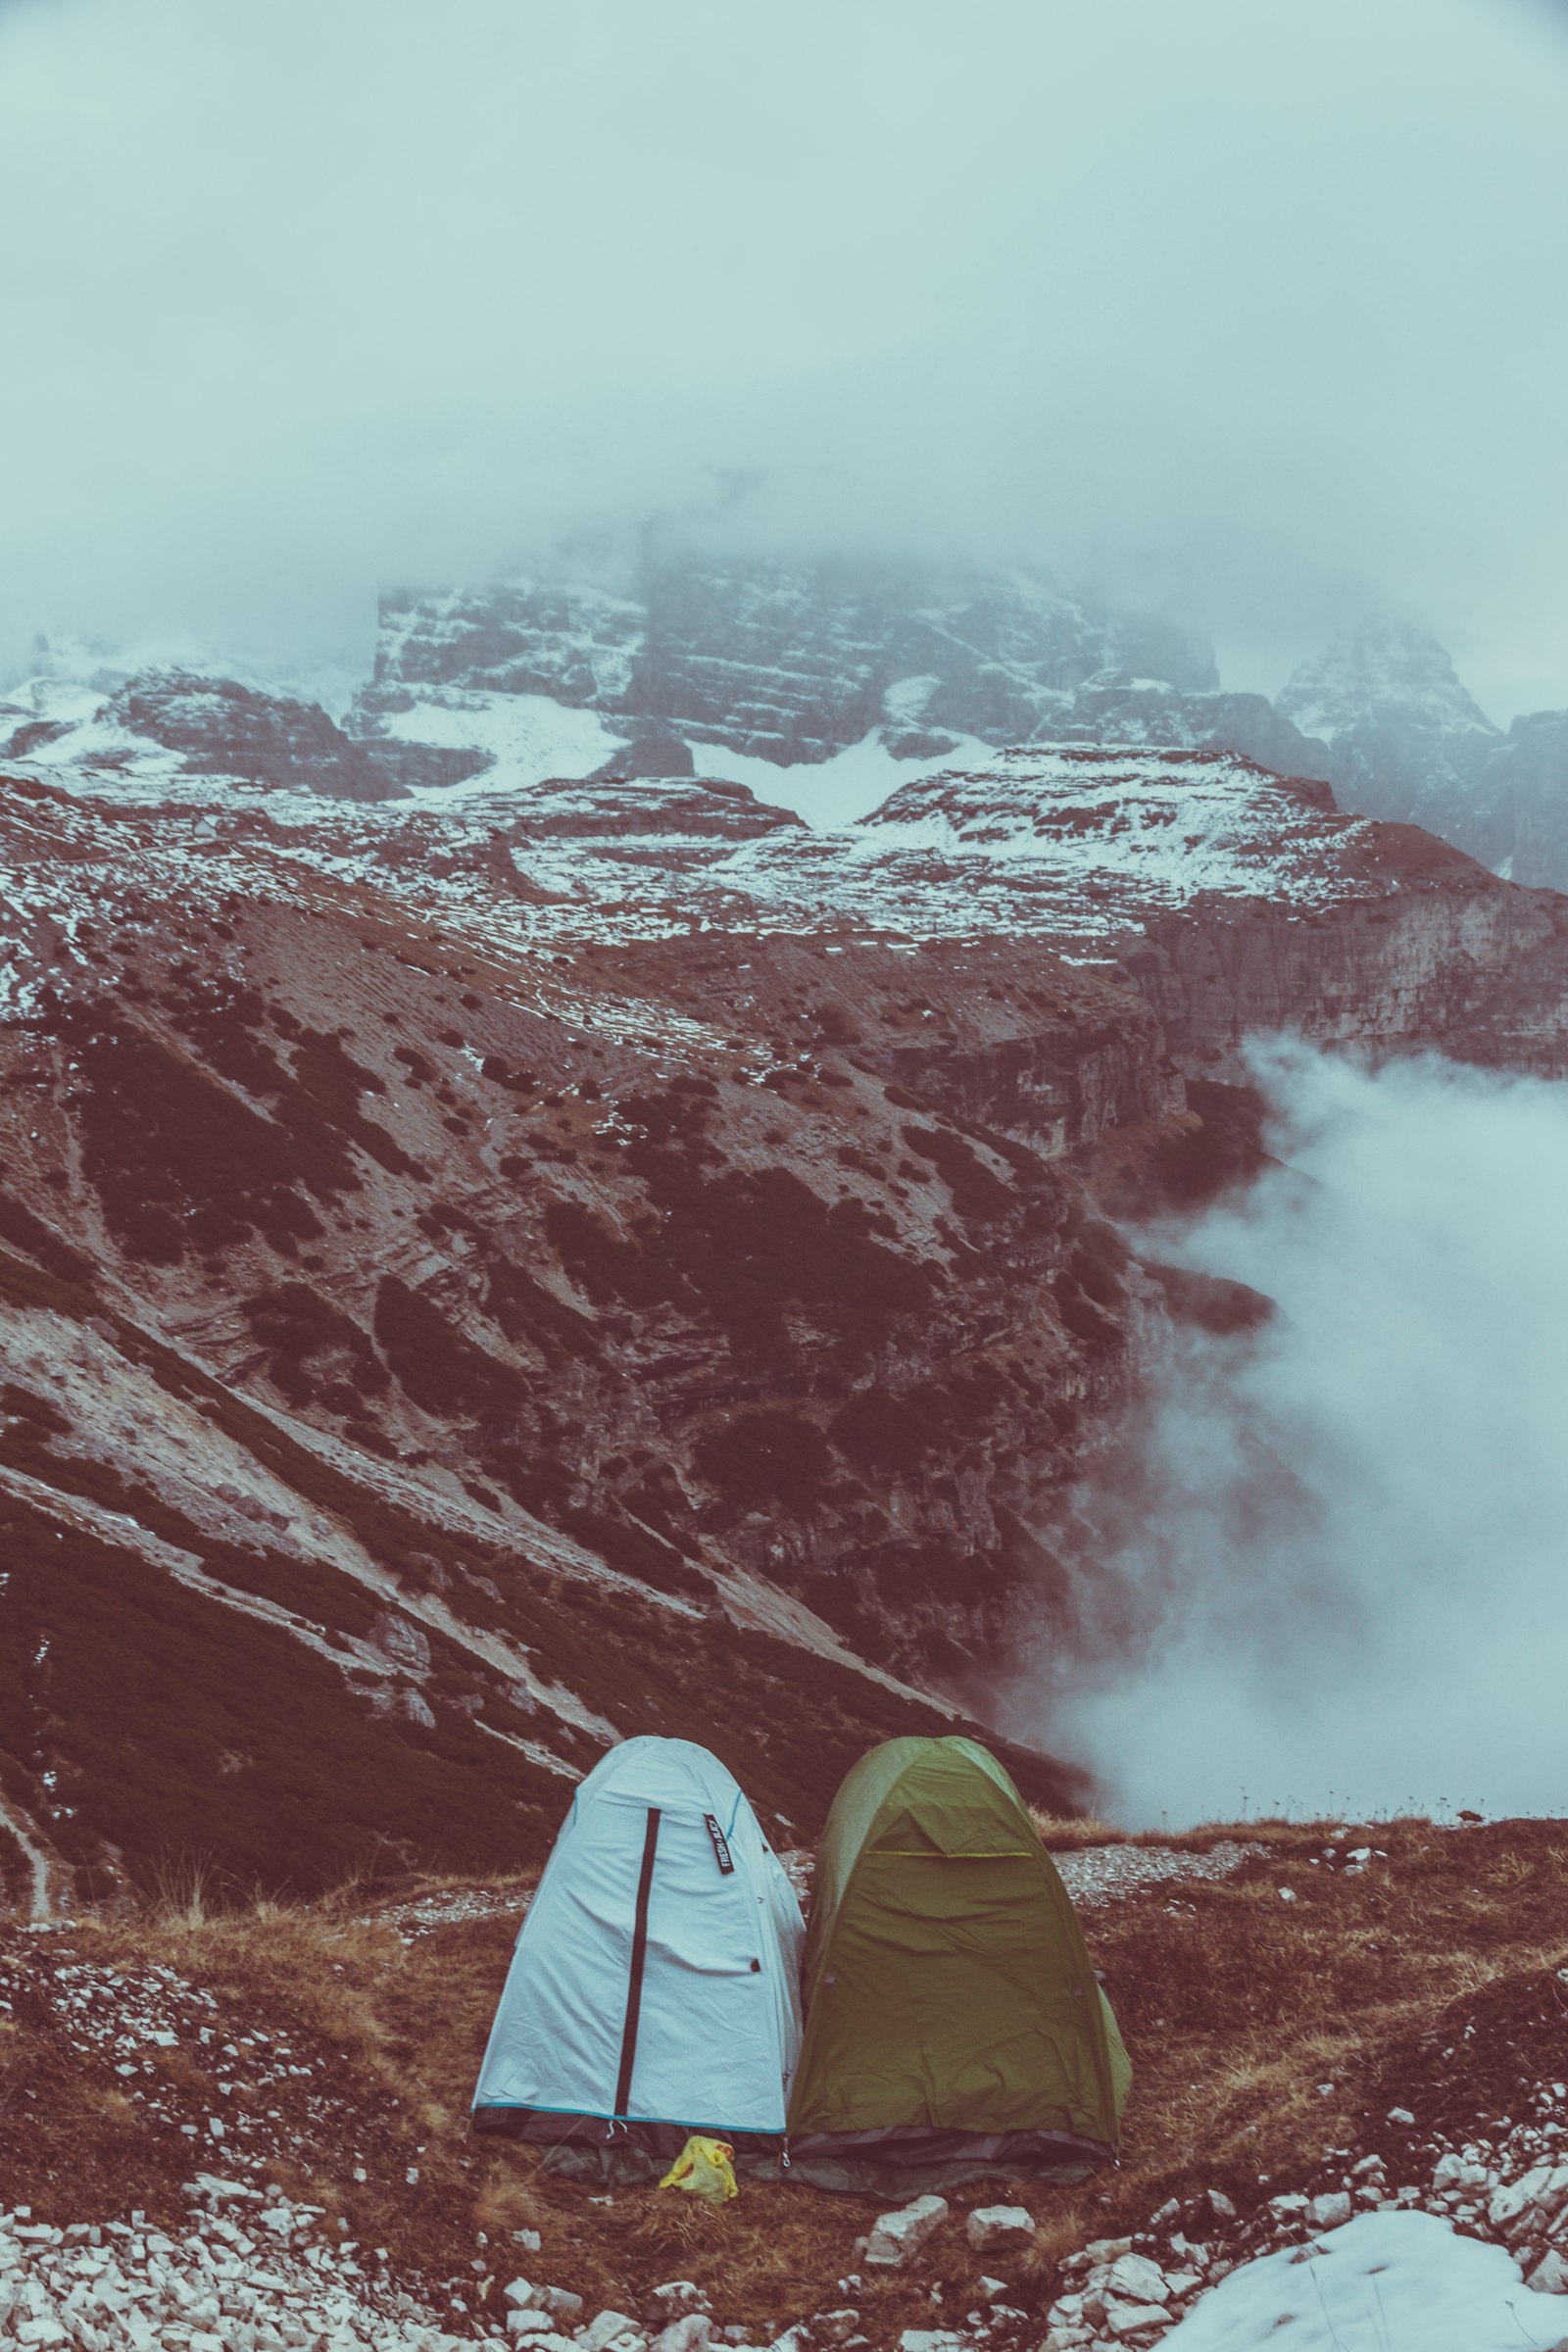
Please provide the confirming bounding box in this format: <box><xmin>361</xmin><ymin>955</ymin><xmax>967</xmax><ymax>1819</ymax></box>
<box><xmin>3</xmin><ymin>1815</ymin><xmax>1563</xmax><ymax>2352</ymax></box>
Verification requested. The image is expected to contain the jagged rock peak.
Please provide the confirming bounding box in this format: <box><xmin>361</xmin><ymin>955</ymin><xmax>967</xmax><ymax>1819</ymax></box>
<box><xmin>1278</xmin><ymin>620</ymin><xmax>1498</xmax><ymax>747</ymax></box>
<box><xmin>1276</xmin><ymin>622</ymin><xmax>1506</xmax><ymax>863</ymax></box>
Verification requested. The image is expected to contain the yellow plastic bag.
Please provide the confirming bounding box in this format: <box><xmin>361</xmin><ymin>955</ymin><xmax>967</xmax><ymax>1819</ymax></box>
<box><xmin>659</xmin><ymin>2133</ymin><xmax>738</xmax><ymax>2203</ymax></box>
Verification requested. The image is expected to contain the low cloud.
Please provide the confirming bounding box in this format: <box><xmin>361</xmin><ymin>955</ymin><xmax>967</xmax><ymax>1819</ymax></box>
<box><xmin>1017</xmin><ymin>1044</ymin><xmax>1568</xmax><ymax>1827</ymax></box>
<box><xmin>1</xmin><ymin>0</ymin><xmax>1566</xmax><ymax>712</ymax></box>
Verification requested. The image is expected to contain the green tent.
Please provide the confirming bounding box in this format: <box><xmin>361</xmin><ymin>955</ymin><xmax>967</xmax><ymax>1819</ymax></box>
<box><xmin>786</xmin><ymin>1736</ymin><xmax>1131</xmax><ymax>2193</ymax></box>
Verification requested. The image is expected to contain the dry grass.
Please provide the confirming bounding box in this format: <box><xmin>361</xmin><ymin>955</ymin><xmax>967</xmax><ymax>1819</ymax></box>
<box><xmin>1019</xmin><ymin>2205</ymin><xmax>1092</xmax><ymax>2278</ymax></box>
<box><xmin>3</xmin><ymin>1819</ymin><xmax>1566</xmax><ymax>2341</ymax></box>
<box><xmin>1029</xmin><ymin>1807</ymin><xmax>1371</xmax><ymax>1853</ymax></box>
<box><xmin>1030</xmin><ymin>1811</ymin><xmax>1123</xmax><ymax>1848</ymax></box>
<box><xmin>473</xmin><ymin>2176</ymin><xmax>546</xmax><ymax>2240</ymax></box>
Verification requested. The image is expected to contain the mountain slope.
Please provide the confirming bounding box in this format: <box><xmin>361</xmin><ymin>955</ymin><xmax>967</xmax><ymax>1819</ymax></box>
<box><xmin>0</xmin><ymin>769</ymin><xmax>1160</xmax><ymax>1903</ymax></box>
<box><xmin>8</xmin><ymin>711</ymin><xmax>1568</xmax><ymax>1905</ymax></box>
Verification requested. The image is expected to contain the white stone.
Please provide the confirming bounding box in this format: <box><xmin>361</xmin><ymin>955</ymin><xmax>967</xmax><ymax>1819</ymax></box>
<box><xmin>1491</xmin><ymin>2167</ymin><xmax>1568</xmax><ymax>2232</ymax></box>
<box><xmin>511</xmin><ymin>2318</ymin><xmax>559</xmax><ymax>2340</ymax></box>
<box><xmin>1205</xmin><ymin>2192</ymin><xmax>1238</xmax><ymax>2222</ymax></box>
<box><xmin>580</xmin><ymin>2318</ymin><xmax>644</xmax><ymax>2352</ymax></box>
<box><xmin>650</xmin><ymin>2286</ymin><xmax>710</xmax><ymax>2317</ymax></box>
<box><xmin>651</xmin><ymin>2321</ymin><xmax>711</xmax><ymax>2352</ymax></box>
<box><xmin>966</xmin><ymin>2206</ymin><xmax>1034</xmax><ymax>2254</ymax></box>
<box><xmin>1106</xmin><ymin>2256</ymin><xmax>1170</xmax><ymax>2306</ymax></box>
<box><xmin>1432</xmin><ymin>2155</ymin><xmax>1490</xmax><ymax>2193</ymax></box>
<box><xmin>1310</xmin><ymin>2193</ymin><xmax>1352</xmax><ymax>2230</ymax></box>
<box><xmin>1386</xmin><ymin>2108</ymin><xmax>1415</xmax><ymax>2127</ymax></box>
<box><xmin>863</xmin><ymin>2198</ymin><xmax>949</xmax><ymax>2269</ymax></box>
<box><xmin>812</xmin><ymin>2315</ymin><xmax>859</xmax><ymax>2346</ymax></box>
<box><xmin>1104</xmin><ymin>2301</ymin><xmax>1174</xmax><ymax>2337</ymax></box>
<box><xmin>1528</xmin><ymin>2248</ymin><xmax>1568</xmax><ymax>2295</ymax></box>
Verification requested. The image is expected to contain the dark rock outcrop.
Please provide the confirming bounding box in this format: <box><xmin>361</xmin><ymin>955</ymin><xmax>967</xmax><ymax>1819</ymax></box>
<box><xmin>588</xmin><ymin>726</ymin><xmax>696</xmax><ymax>782</ymax></box>
<box><xmin>108</xmin><ymin>669</ymin><xmax>409</xmax><ymax>803</ymax></box>
<box><xmin>356</xmin><ymin>739</ymin><xmax>494</xmax><ymax>793</ymax></box>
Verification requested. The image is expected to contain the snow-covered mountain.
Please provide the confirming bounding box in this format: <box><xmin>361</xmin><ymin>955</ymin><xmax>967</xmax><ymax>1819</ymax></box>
<box><xmin>359</xmin><ymin>557</ymin><xmax>1221</xmax><ymax>769</ymax></box>
<box><xmin>12</xmin><ymin>568</ymin><xmax>1568</xmax><ymax>896</ymax></box>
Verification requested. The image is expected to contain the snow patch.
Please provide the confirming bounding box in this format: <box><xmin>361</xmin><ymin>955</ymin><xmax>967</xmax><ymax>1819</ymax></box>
<box><xmin>1163</xmin><ymin>2209</ymin><xmax>1568</xmax><ymax>2352</ymax></box>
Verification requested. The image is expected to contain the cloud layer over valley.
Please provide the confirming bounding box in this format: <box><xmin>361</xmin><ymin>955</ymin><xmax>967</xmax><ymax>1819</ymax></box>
<box><xmin>1025</xmin><ymin>1045</ymin><xmax>1568</xmax><ymax>1828</ymax></box>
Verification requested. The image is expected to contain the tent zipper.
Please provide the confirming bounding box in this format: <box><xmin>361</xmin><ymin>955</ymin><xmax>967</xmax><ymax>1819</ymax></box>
<box><xmin>613</xmin><ymin>1805</ymin><xmax>662</xmax><ymax>2118</ymax></box>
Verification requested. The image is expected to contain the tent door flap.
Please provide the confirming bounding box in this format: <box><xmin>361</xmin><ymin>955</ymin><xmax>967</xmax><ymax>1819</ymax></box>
<box><xmin>613</xmin><ymin>1806</ymin><xmax>662</xmax><ymax>2117</ymax></box>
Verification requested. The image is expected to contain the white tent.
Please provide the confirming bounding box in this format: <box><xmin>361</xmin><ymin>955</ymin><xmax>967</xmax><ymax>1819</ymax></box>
<box><xmin>471</xmin><ymin>1737</ymin><xmax>806</xmax><ymax>2177</ymax></box>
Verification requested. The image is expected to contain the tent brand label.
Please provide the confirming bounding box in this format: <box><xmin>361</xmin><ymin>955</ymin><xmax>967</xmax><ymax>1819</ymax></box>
<box><xmin>704</xmin><ymin>1814</ymin><xmax>736</xmax><ymax>1875</ymax></box>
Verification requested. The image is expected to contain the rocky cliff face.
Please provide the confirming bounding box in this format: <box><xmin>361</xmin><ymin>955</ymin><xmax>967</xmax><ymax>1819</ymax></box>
<box><xmin>1038</xmin><ymin>674</ymin><xmax>1336</xmax><ymax>779</ymax></box>
<box><xmin>362</xmin><ymin>570</ymin><xmax>1568</xmax><ymax>886</ymax></box>
<box><xmin>1277</xmin><ymin>621</ymin><xmax>1506</xmax><ymax>862</ymax></box>
<box><xmin>362</xmin><ymin>557</ymin><xmax>1219</xmax><ymax>768</ymax></box>
<box><xmin>1489</xmin><ymin>709</ymin><xmax>1568</xmax><ymax>892</ymax></box>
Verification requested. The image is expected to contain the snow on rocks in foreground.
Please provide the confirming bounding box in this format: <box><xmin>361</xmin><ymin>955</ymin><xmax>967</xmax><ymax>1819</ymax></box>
<box><xmin>1156</xmin><ymin>2210</ymin><xmax>1568</xmax><ymax>2352</ymax></box>
<box><xmin>1037</xmin><ymin>2083</ymin><xmax>1568</xmax><ymax>2352</ymax></box>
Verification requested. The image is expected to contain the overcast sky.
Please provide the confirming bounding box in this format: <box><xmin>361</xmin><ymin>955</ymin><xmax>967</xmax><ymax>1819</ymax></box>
<box><xmin>2</xmin><ymin>0</ymin><xmax>1566</xmax><ymax>715</ymax></box>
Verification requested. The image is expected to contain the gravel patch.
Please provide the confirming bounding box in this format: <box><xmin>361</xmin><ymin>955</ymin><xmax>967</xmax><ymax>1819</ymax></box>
<box><xmin>774</xmin><ymin>1841</ymin><xmax>1267</xmax><ymax>1917</ymax></box>
<box><xmin>1053</xmin><ymin>1841</ymin><xmax>1268</xmax><ymax>1909</ymax></box>
<box><xmin>0</xmin><ymin>2182</ymin><xmax>507</xmax><ymax>2351</ymax></box>
<box><xmin>361</xmin><ymin>1889</ymin><xmax>520</xmax><ymax>1944</ymax></box>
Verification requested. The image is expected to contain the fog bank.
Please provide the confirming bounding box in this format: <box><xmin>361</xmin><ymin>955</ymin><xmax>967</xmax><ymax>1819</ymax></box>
<box><xmin>3</xmin><ymin>0</ymin><xmax>1568</xmax><ymax>713</ymax></box>
<box><xmin>1023</xmin><ymin>1046</ymin><xmax>1568</xmax><ymax>1826</ymax></box>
